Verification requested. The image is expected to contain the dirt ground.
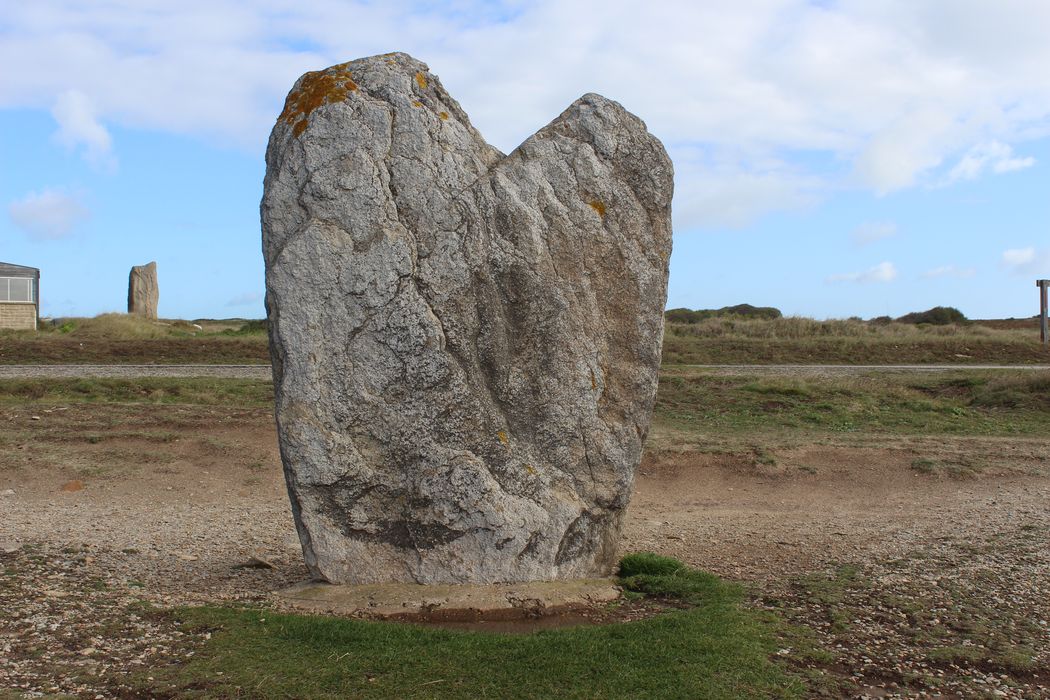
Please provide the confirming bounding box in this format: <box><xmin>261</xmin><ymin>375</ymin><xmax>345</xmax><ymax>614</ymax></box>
<box><xmin>1</xmin><ymin>404</ymin><xmax>1049</xmax><ymax>698</ymax></box>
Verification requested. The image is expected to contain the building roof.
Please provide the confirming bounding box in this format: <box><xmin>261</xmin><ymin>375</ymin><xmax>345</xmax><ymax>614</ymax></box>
<box><xmin>0</xmin><ymin>262</ymin><xmax>40</xmax><ymax>277</ymax></box>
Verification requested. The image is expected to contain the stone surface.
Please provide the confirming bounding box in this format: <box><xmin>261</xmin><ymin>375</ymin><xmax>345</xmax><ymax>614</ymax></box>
<box><xmin>274</xmin><ymin>579</ymin><xmax>621</xmax><ymax>618</ymax></box>
<box><xmin>127</xmin><ymin>262</ymin><xmax>159</xmax><ymax>319</ymax></box>
<box><xmin>262</xmin><ymin>52</ymin><xmax>673</xmax><ymax>584</ymax></box>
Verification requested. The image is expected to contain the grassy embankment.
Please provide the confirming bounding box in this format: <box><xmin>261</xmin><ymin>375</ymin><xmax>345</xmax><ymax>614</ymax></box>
<box><xmin>1</xmin><ymin>313</ymin><xmax>1046</xmax><ymax>364</ymax></box>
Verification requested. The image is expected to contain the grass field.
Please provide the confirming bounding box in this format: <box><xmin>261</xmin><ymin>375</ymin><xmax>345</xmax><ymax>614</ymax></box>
<box><xmin>1</xmin><ymin>313</ymin><xmax>1046</xmax><ymax>364</ymax></box>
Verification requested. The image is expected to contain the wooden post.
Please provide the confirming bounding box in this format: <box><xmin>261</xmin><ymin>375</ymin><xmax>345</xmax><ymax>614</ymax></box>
<box><xmin>1038</xmin><ymin>279</ymin><xmax>1049</xmax><ymax>347</ymax></box>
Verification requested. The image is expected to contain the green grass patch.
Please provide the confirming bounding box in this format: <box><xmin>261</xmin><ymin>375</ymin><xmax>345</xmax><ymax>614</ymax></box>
<box><xmin>910</xmin><ymin>458</ymin><xmax>979</xmax><ymax>479</ymax></box>
<box><xmin>0</xmin><ymin>378</ymin><xmax>273</xmax><ymax>406</ymax></box>
<box><xmin>145</xmin><ymin>556</ymin><xmax>804</xmax><ymax>699</ymax></box>
<box><xmin>655</xmin><ymin>370</ymin><xmax>1050</xmax><ymax>437</ymax></box>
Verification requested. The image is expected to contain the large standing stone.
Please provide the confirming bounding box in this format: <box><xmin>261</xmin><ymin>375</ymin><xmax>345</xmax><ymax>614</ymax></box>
<box><xmin>127</xmin><ymin>262</ymin><xmax>158</xmax><ymax>319</ymax></box>
<box><xmin>262</xmin><ymin>53</ymin><xmax>673</xmax><ymax>584</ymax></box>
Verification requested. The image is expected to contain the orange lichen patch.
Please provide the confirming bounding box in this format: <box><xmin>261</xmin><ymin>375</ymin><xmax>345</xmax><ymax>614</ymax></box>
<box><xmin>439</xmin><ymin>111</ymin><xmax>449</xmax><ymax>120</ymax></box>
<box><xmin>588</xmin><ymin>200</ymin><xmax>607</xmax><ymax>218</ymax></box>
<box><xmin>525</xmin><ymin>464</ymin><xmax>537</xmax><ymax>476</ymax></box>
<box><xmin>279</xmin><ymin>63</ymin><xmax>359</xmax><ymax>137</ymax></box>
<box><xmin>412</xmin><ymin>100</ymin><xmax>423</xmax><ymax>108</ymax></box>
<box><xmin>415</xmin><ymin>72</ymin><xmax>428</xmax><ymax>89</ymax></box>
<box><xmin>497</xmin><ymin>430</ymin><xmax>509</xmax><ymax>446</ymax></box>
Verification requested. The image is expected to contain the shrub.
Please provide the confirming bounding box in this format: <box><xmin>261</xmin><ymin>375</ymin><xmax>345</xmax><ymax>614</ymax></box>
<box><xmin>896</xmin><ymin>306</ymin><xmax>968</xmax><ymax>325</ymax></box>
<box><xmin>665</xmin><ymin>304</ymin><xmax>783</xmax><ymax>324</ymax></box>
<box><xmin>223</xmin><ymin>319</ymin><xmax>268</xmax><ymax>336</ymax></box>
<box><xmin>618</xmin><ymin>552</ymin><xmax>686</xmax><ymax>577</ymax></box>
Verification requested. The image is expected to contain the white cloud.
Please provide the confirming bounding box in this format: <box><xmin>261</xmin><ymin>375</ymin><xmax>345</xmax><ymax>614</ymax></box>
<box><xmin>922</xmin><ymin>265</ymin><xmax>976</xmax><ymax>279</ymax></box>
<box><xmin>226</xmin><ymin>291</ymin><xmax>263</xmax><ymax>307</ymax></box>
<box><xmin>853</xmin><ymin>108</ymin><xmax>955</xmax><ymax>193</ymax></box>
<box><xmin>1002</xmin><ymin>247</ymin><xmax>1050</xmax><ymax>275</ymax></box>
<box><xmin>672</xmin><ymin>148</ymin><xmax>820</xmax><ymax>229</ymax></box>
<box><xmin>851</xmin><ymin>221</ymin><xmax>897</xmax><ymax>246</ymax></box>
<box><xmin>947</xmin><ymin>141</ymin><xmax>1034</xmax><ymax>183</ymax></box>
<box><xmin>0</xmin><ymin>0</ymin><xmax>1048</xmax><ymax>215</ymax></box>
<box><xmin>51</xmin><ymin>89</ymin><xmax>114</xmax><ymax>168</ymax></box>
<box><xmin>827</xmin><ymin>261</ymin><xmax>897</xmax><ymax>284</ymax></box>
<box><xmin>1003</xmin><ymin>248</ymin><xmax>1035</xmax><ymax>267</ymax></box>
<box><xmin>7</xmin><ymin>189</ymin><xmax>89</xmax><ymax>240</ymax></box>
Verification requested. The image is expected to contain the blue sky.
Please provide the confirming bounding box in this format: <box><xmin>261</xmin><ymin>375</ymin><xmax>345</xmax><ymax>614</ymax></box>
<box><xmin>1</xmin><ymin>1</ymin><xmax>1048</xmax><ymax>320</ymax></box>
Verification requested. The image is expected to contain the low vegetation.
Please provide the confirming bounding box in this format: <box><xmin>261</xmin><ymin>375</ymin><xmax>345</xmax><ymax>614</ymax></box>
<box><xmin>34</xmin><ymin>313</ymin><xmax>267</xmax><ymax>339</ymax></box>
<box><xmin>1</xmin><ymin>312</ymin><xmax>1045</xmax><ymax>364</ymax></box>
<box><xmin>2</xmin><ymin>370</ymin><xmax>1047</xmax><ymax>440</ymax></box>
<box><xmin>893</xmin><ymin>305</ymin><xmax>968</xmax><ymax>325</ymax></box>
<box><xmin>655</xmin><ymin>369</ymin><xmax>1050</xmax><ymax>439</ymax></box>
<box><xmin>0</xmin><ymin>377</ymin><xmax>272</xmax><ymax>406</ymax></box>
<box><xmin>665</xmin><ymin>304</ymin><xmax>783</xmax><ymax>324</ymax></box>
<box><xmin>140</xmin><ymin>555</ymin><xmax>803</xmax><ymax>699</ymax></box>
<box><xmin>663</xmin><ymin>316</ymin><xmax>1045</xmax><ymax>364</ymax></box>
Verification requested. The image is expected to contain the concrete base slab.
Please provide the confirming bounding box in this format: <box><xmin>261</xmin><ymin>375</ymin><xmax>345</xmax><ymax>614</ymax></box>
<box><xmin>273</xmin><ymin>578</ymin><xmax>622</xmax><ymax>620</ymax></box>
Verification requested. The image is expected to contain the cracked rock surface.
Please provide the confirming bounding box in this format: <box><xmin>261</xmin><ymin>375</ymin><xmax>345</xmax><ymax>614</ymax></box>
<box><xmin>262</xmin><ymin>52</ymin><xmax>673</xmax><ymax>584</ymax></box>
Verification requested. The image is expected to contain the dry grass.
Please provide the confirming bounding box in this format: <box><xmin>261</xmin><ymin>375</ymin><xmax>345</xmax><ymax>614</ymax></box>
<box><xmin>41</xmin><ymin>313</ymin><xmax>264</xmax><ymax>338</ymax></box>
<box><xmin>0</xmin><ymin>314</ymin><xmax>269</xmax><ymax>364</ymax></box>
<box><xmin>663</xmin><ymin>317</ymin><xmax>1046</xmax><ymax>365</ymax></box>
<box><xmin>1</xmin><ymin>313</ymin><xmax>1046</xmax><ymax>365</ymax></box>
<box><xmin>665</xmin><ymin>316</ymin><xmax>1006</xmax><ymax>340</ymax></box>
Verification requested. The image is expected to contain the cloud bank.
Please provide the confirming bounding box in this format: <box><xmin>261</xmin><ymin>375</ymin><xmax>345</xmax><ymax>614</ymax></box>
<box><xmin>1</xmin><ymin>0</ymin><xmax>1048</xmax><ymax>227</ymax></box>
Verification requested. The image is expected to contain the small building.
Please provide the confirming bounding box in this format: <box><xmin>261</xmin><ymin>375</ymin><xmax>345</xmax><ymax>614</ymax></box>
<box><xmin>0</xmin><ymin>261</ymin><xmax>40</xmax><ymax>330</ymax></box>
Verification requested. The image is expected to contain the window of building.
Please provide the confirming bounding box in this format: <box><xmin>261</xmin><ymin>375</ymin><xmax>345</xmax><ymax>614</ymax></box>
<box><xmin>0</xmin><ymin>277</ymin><xmax>33</xmax><ymax>303</ymax></box>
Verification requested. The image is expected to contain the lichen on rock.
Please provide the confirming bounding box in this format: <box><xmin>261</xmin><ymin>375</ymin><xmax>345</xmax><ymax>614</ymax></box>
<box><xmin>262</xmin><ymin>52</ymin><xmax>673</xmax><ymax>584</ymax></box>
<box><xmin>278</xmin><ymin>63</ymin><xmax>359</xmax><ymax>137</ymax></box>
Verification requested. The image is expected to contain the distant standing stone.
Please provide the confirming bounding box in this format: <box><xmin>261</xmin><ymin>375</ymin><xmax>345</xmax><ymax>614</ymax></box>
<box><xmin>262</xmin><ymin>53</ymin><xmax>673</xmax><ymax>584</ymax></box>
<box><xmin>128</xmin><ymin>262</ymin><xmax>159</xmax><ymax>319</ymax></box>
